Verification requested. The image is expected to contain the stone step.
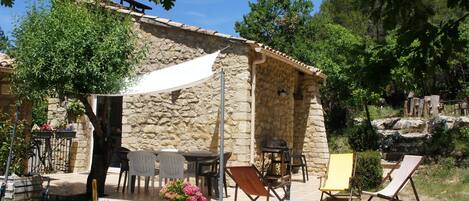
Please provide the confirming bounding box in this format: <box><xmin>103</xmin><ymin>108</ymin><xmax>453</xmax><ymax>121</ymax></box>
<box><xmin>381</xmin><ymin>159</ymin><xmax>398</xmax><ymax>169</ymax></box>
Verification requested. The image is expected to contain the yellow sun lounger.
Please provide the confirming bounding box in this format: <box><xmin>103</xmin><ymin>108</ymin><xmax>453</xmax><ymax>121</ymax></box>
<box><xmin>319</xmin><ymin>153</ymin><xmax>358</xmax><ymax>201</ymax></box>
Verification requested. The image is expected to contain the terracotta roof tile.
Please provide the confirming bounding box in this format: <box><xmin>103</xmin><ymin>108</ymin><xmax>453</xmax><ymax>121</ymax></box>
<box><xmin>182</xmin><ymin>24</ymin><xmax>200</xmax><ymax>32</ymax></box>
<box><xmin>197</xmin><ymin>29</ymin><xmax>218</xmax><ymax>35</ymax></box>
<box><xmin>117</xmin><ymin>8</ymin><xmax>132</xmax><ymax>14</ymax></box>
<box><xmin>142</xmin><ymin>15</ymin><xmax>157</xmax><ymax>19</ymax></box>
<box><xmin>108</xmin><ymin>5</ymin><xmax>325</xmax><ymax>80</ymax></box>
<box><xmin>167</xmin><ymin>21</ymin><xmax>184</xmax><ymax>27</ymax></box>
<box><xmin>154</xmin><ymin>17</ymin><xmax>171</xmax><ymax>24</ymax></box>
<box><xmin>214</xmin><ymin>32</ymin><xmax>232</xmax><ymax>38</ymax></box>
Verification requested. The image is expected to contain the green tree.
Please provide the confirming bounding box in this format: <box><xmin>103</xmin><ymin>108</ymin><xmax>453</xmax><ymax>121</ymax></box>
<box><xmin>0</xmin><ymin>27</ymin><xmax>8</xmax><ymax>53</ymax></box>
<box><xmin>12</xmin><ymin>0</ymin><xmax>145</xmax><ymax>196</ymax></box>
<box><xmin>320</xmin><ymin>0</ymin><xmax>384</xmax><ymax>41</ymax></box>
<box><xmin>364</xmin><ymin>0</ymin><xmax>469</xmax><ymax>98</ymax></box>
<box><xmin>321</xmin><ymin>0</ymin><xmax>469</xmax><ymax>100</ymax></box>
<box><xmin>293</xmin><ymin>16</ymin><xmax>367</xmax><ymax>130</ymax></box>
<box><xmin>235</xmin><ymin>0</ymin><xmax>314</xmax><ymax>54</ymax></box>
<box><xmin>0</xmin><ymin>113</ymin><xmax>31</xmax><ymax>176</ymax></box>
<box><xmin>0</xmin><ymin>0</ymin><xmax>13</xmax><ymax>7</ymax></box>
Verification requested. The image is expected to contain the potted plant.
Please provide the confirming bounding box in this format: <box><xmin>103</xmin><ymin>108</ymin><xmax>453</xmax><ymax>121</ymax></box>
<box><xmin>66</xmin><ymin>99</ymin><xmax>85</xmax><ymax>123</ymax></box>
<box><xmin>159</xmin><ymin>180</ymin><xmax>207</xmax><ymax>201</ymax></box>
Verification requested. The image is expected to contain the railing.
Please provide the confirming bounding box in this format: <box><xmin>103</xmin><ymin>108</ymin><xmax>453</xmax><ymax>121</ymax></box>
<box><xmin>28</xmin><ymin>131</ymin><xmax>76</xmax><ymax>174</ymax></box>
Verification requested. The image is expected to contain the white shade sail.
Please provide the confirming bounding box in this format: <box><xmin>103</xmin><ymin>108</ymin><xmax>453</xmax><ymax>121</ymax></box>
<box><xmin>98</xmin><ymin>51</ymin><xmax>220</xmax><ymax>96</ymax></box>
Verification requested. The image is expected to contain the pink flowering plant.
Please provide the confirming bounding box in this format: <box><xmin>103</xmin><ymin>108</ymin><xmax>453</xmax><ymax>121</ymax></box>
<box><xmin>159</xmin><ymin>180</ymin><xmax>207</xmax><ymax>201</ymax></box>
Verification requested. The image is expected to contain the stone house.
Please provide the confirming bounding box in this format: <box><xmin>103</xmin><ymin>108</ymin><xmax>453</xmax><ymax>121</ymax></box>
<box><xmin>48</xmin><ymin>6</ymin><xmax>330</xmax><ymax>174</ymax></box>
<box><xmin>0</xmin><ymin>53</ymin><xmax>15</xmax><ymax>114</ymax></box>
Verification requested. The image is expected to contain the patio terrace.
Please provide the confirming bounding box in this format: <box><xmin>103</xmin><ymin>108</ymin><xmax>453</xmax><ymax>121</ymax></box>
<box><xmin>45</xmin><ymin>168</ymin><xmax>417</xmax><ymax>201</ymax></box>
<box><xmin>46</xmin><ymin>171</ymin><xmax>321</xmax><ymax>201</ymax></box>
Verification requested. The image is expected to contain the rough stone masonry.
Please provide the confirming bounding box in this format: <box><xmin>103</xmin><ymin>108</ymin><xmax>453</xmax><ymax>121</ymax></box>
<box><xmin>47</xmin><ymin>7</ymin><xmax>329</xmax><ymax>175</ymax></box>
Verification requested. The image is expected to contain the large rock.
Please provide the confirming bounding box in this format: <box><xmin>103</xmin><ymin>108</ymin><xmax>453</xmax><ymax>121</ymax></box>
<box><xmin>376</xmin><ymin>129</ymin><xmax>400</xmax><ymax>137</ymax></box>
<box><xmin>372</xmin><ymin>117</ymin><xmax>400</xmax><ymax>130</ymax></box>
<box><xmin>454</xmin><ymin>116</ymin><xmax>469</xmax><ymax>128</ymax></box>
<box><xmin>392</xmin><ymin>118</ymin><xmax>426</xmax><ymax>131</ymax></box>
<box><xmin>431</xmin><ymin>115</ymin><xmax>457</xmax><ymax>128</ymax></box>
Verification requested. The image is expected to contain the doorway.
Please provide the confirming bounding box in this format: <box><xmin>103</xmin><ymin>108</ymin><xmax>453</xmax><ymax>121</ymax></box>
<box><xmin>96</xmin><ymin>96</ymin><xmax>123</xmax><ymax>168</ymax></box>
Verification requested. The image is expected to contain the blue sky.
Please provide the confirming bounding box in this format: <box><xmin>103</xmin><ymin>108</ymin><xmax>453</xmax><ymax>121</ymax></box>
<box><xmin>0</xmin><ymin>0</ymin><xmax>323</xmax><ymax>39</ymax></box>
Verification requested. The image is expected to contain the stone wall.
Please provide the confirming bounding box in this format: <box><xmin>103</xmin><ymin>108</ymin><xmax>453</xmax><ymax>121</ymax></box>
<box><xmin>47</xmin><ymin>98</ymin><xmax>92</xmax><ymax>172</ymax></box>
<box><xmin>254</xmin><ymin>57</ymin><xmax>329</xmax><ymax>174</ymax></box>
<box><xmin>0</xmin><ymin>76</ymin><xmax>15</xmax><ymax>115</ymax></box>
<box><xmin>374</xmin><ymin>116</ymin><xmax>469</xmax><ymax>160</ymax></box>
<box><xmin>255</xmin><ymin>57</ymin><xmax>296</xmax><ymax>151</ymax></box>
<box><xmin>121</xmin><ymin>21</ymin><xmax>252</xmax><ymax>165</ymax></box>
<box><xmin>301</xmin><ymin>78</ymin><xmax>329</xmax><ymax>174</ymax></box>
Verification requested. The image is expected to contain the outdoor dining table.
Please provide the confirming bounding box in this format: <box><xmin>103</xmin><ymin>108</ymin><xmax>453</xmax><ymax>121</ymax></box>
<box><xmin>154</xmin><ymin>150</ymin><xmax>219</xmax><ymax>186</ymax></box>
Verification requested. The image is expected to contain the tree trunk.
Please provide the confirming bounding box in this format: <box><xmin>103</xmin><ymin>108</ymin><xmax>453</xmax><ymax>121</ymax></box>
<box><xmin>78</xmin><ymin>96</ymin><xmax>113</xmax><ymax>197</ymax></box>
<box><xmin>364</xmin><ymin>102</ymin><xmax>373</xmax><ymax>129</ymax></box>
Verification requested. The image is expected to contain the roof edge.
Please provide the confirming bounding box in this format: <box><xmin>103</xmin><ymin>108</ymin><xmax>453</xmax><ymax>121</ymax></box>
<box><xmin>103</xmin><ymin>4</ymin><xmax>326</xmax><ymax>80</ymax></box>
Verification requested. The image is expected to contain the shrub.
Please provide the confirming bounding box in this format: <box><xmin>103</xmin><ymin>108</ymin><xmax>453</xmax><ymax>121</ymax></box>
<box><xmin>422</xmin><ymin>119</ymin><xmax>455</xmax><ymax>156</ymax></box>
<box><xmin>422</xmin><ymin>118</ymin><xmax>469</xmax><ymax>160</ymax></box>
<box><xmin>352</xmin><ymin>151</ymin><xmax>383</xmax><ymax>191</ymax></box>
<box><xmin>0</xmin><ymin>113</ymin><xmax>32</xmax><ymax>176</ymax></box>
<box><xmin>462</xmin><ymin>173</ymin><xmax>469</xmax><ymax>184</ymax></box>
<box><xmin>347</xmin><ymin>123</ymin><xmax>381</xmax><ymax>151</ymax></box>
<box><xmin>460</xmin><ymin>158</ymin><xmax>469</xmax><ymax>168</ymax></box>
<box><xmin>454</xmin><ymin>126</ymin><xmax>469</xmax><ymax>157</ymax></box>
<box><xmin>32</xmin><ymin>98</ymin><xmax>48</xmax><ymax>126</ymax></box>
<box><xmin>66</xmin><ymin>99</ymin><xmax>85</xmax><ymax>122</ymax></box>
<box><xmin>328</xmin><ymin>135</ymin><xmax>353</xmax><ymax>153</ymax></box>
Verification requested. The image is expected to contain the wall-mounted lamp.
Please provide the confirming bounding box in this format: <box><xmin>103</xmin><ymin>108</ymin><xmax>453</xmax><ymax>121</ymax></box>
<box><xmin>277</xmin><ymin>89</ymin><xmax>288</xmax><ymax>97</ymax></box>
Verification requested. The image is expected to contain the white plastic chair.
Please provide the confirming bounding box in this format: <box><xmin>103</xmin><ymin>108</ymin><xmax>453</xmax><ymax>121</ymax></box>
<box><xmin>127</xmin><ymin>151</ymin><xmax>158</xmax><ymax>193</ymax></box>
<box><xmin>157</xmin><ymin>152</ymin><xmax>185</xmax><ymax>187</ymax></box>
<box><xmin>159</xmin><ymin>149</ymin><xmax>194</xmax><ymax>181</ymax></box>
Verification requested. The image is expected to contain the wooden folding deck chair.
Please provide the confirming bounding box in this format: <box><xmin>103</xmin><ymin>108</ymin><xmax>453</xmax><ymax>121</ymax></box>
<box><xmin>363</xmin><ymin>155</ymin><xmax>423</xmax><ymax>201</ymax></box>
<box><xmin>225</xmin><ymin>165</ymin><xmax>288</xmax><ymax>201</ymax></box>
<box><xmin>319</xmin><ymin>153</ymin><xmax>358</xmax><ymax>201</ymax></box>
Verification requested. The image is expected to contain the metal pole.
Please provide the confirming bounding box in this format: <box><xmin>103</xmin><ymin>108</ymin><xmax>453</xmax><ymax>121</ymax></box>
<box><xmin>218</xmin><ymin>68</ymin><xmax>225</xmax><ymax>201</ymax></box>
<box><xmin>1</xmin><ymin>104</ymin><xmax>20</xmax><ymax>200</ymax></box>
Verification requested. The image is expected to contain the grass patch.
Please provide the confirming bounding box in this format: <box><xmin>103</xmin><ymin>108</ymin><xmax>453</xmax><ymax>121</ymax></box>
<box><xmin>355</xmin><ymin>105</ymin><xmax>402</xmax><ymax>120</ymax></box>
<box><xmin>412</xmin><ymin>158</ymin><xmax>469</xmax><ymax>201</ymax></box>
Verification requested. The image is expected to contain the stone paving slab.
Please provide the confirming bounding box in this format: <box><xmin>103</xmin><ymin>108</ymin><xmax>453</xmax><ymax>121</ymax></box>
<box><xmin>46</xmin><ymin>171</ymin><xmax>418</xmax><ymax>201</ymax></box>
<box><xmin>47</xmin><ymin>172</ymin><xmax>323</xmax><ymax>200</ymax></box>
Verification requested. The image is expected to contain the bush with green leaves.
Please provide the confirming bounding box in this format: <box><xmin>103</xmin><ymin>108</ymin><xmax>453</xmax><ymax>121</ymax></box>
<box><xmin>422</xmin><ymin>119</ymin><xmax>469</xmax><ymax>160</ymax></box>
<box><xmin>352</xmin><ymin>151</ymin><xmax>383</xmax><ymax>191</ymax></box>
<box><xmin>0</xmin><ymin>26</ymin><xmax>9</xmax><ymax>53</ymax></box>
<box><xmin>32</xmin><ymin>98</ymin><xmax>48</xmax><ymax>126</ymax></box>
<box><xmin>0</xmin><ymin>113</ymin><xmax>32</xmax><ymax>176</ymax></box>
<box><xmin>66</xmin><ymin>99</ymin><xmax>85</xmax><ymax>122</ymax></box>
<box><xmin>347</xmin><ymin>123</ymin><xmax>381</xmax><ymax>152</ymax></box>
<box><xmin>328</xmin><ymin>135</ymin><xmax>353</xmax><ymax>153</ymax></box>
